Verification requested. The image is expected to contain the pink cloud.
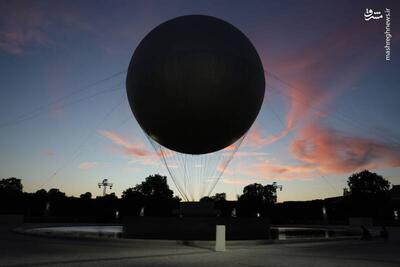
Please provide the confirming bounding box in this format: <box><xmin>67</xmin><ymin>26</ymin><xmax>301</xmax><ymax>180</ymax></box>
<box><xmin>246</xmin><ymin>127</ymin><xmax>271</xmax><ymax>146</ymax></box>
<box><xmin>261</xmin><ymin>20</ymin><xmax>383</xmax><ymax>145</ymax></box>
<box><xmin>223</xmin><ymin>144</ymin><xmax>238</xmax><ymax>151</ymax></box>
<box><xmin>0</xmin><ymin>1</ymin><xmax>54</xmax><ymax>54</ymax></box>
<box><xmin>232</xmin><ymin>151</ymin><xmax>269</xmax><ymax>157</ymax></box>
<box><xmin>42</xmin><ymin>149</ymin><xmax>55</xmax><ymax>157</ymax></box>
<box><xmin>222</xmin><ymin>157</ymin><xmax>316</xmax><ymax>181</ymax></box>
<box><xmin>239</xmin><ymin>160</ymin><xmax>316</xmax><ymax>181</ymax></box>
<box><xmin>232</xmin><ymin>123</ymin><xmax>400</xmax><ymax>180</ymax></box>
<box><xmin>217</xmin><ymin>164</ymin><xmax>234</xmax><ymax>175</ymax></box>
<box><xmin>99</xmin><ymin>130</ymin><xmax>152</xmax><ymax>157</ymax></box>
<box><xmin>221</xmin><ymin>178</ymin><xmax>258</xmax><ymax>186</ymax></box>
<box><xmin>129</xmin><ymin>157</ymin><xmax>160</xmax><ymax>167</ymax></box>
<box><xmin>291</xmin><ymin>124</ymin><xmax>400</xmax><ymax>174</ymax></box>
<box><xmin>0</xmin><ymin>1</ymin><xmax>155</xmax><ymax>55</ymax></box>
<box><xmin>0</xmin><ymin>1</ymin><xmax>93</xmax><ymax>54</ymax></box>
<box><xmin>244</xmin><ymin>126</ymin><xmax>290</xmax><ymax>147</ymax></box>
<box><xmin>79</xmin><ymin>162</ymin><xmax>98</xmax><ymax>170</ymax></box>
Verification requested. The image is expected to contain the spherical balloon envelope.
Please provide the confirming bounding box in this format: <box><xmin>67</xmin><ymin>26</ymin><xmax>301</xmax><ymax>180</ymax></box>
<box><xmin>127</xmin><ymin>15</ymin><xmax>265</xmax><ymax>200</ymax></box>
<box><xmin>126</xmin><ymin>15</ymin><xmax>265</xmax><ymax>155</ymax></box>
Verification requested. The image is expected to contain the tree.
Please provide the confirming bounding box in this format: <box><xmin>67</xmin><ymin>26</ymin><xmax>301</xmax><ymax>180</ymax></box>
<box><xmin>122</xmin><ymin>187</ymin><xmax>144</xmax><ymax>199</ymax></box>
<box><xmin>0</xmin><ymin>177</ymin><xmax>24</xmax><ymax>213</ymax></box>
<box><xmin>213</xmin><ymin>193</ymin><xmax>226</xmax><ymax>202</ymax></box>
<box><xmin>92</xmin><ymin>193</ymin><xmax>119</xmax><ymax>221</ymax></box>
<box><xmin>80</xmin><ymin>192</ymin><xmax>92</xmax><ymax>199</ymax></box>
<box><xmin>199</xmin><ymin>196</ymin><xmax>213</xmax><ymax>202</ymax></box>
<box><xmin>346</xmin><ymin>170</ymin><xmax>392</xmax><ymax>219</ymax></box>
<box><xmin>133</xmin><ymin>174</ymin><xmax>173</xmax><ymax>198</ymax></box>
<box><xmin>121</xmin><ymin>174</ymin><xmax>178</xmax><ymax>216</ymax></box>
<box><xmin>263</xmin><ymin>184</ymin><xmax>279</xmax><ymax>204</ymax></box>
<box><xmin>241</xmin><ymin>183</ymin><xmax>278</xmax><ymax>204</ymax></box>
<box><xmin>121</xmin><ymin>188</ymin><xmax>146</xmax><ymax>216</ymax></box>
<box><xmin>35</xmin><ymin>189</ymin><xmax>47</xmax><ymax>198</ymax></box>
<box><xmin>199</xmin><ymin>193</ymin><xmax>226</xmax><ymax>203</ymax></box>
<box><xmin>47</xmin><ymin>188</ymin><xmax>66</xmax><ymax>200</ymax></box>
<box><xmin>0</xmin><ymin>177</ymin><xmax>23</xmax><ymax>193</ymax></box>
<box><xmin>237</xmin><ymin>183</ymin><xmax>278</xmax><ymax>217</ymax></box>
<box><xmin>347</xmin><ymin>170</ymin><xmax>391</xmax><ymax>196</ymax></box>
<box><xmin>103</xmin><ymin>192</ymin><xmax>118</xmax><ymax>200</ymax></box>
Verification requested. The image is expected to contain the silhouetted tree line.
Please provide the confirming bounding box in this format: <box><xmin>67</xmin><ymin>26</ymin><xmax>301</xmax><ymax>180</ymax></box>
<box><xmin>0</xmin><ymin>170</ymin><xmax>397</xmax><ymax>224</ymax></box>
<box><xmin>202</xmin><ymin>170</ymin><xmax>396</xmax><ymax>224</ymax></box>
<box><xmin>0</xmin><ymin>174</ymin><xmax>179</xmax><ymax>222</ymax></box>
<box><xmin>271</xmin><ymin>170</ymin><xmax>395</xmax><ymax>224</ymax></box>
<box><xmin>120</xmin><ymin>174</ymin><xmax>180</xmax><ymax>217</ymax></box>
<box><xmin>326</xmin><ymin>170</ymin><xmax>394</xmax><ymax>222</ymax></box>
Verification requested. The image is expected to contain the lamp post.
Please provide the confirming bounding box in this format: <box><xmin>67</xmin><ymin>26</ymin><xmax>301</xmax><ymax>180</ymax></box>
<box><xmin>98</xmin><ymin>179</ymin><xmax>113</xmax><ymax>196</ymax></box>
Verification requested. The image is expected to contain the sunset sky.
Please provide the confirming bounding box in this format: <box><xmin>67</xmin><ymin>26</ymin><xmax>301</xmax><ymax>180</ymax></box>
<box><xmin>0</xmin><ymin>0</ymin><xmax>399</xmax><ymax>201</ymax></box>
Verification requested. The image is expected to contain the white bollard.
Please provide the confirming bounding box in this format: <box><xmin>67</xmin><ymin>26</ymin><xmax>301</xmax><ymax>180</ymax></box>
<box><xmin>215</xmin><ymin>225</ymin><xmax>226</xmax><ymax>252</ymax></box>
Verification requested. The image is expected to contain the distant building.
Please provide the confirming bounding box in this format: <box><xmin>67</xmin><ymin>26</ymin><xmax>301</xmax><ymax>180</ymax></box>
<box><xmin>390</xmin><ymin>185</ymin><xmax>400</xmax><ymax>221</ymax></box>
<box><xmin>390</xmin><ymin>185</ymin><xmax>400</xmax><ymax>201</ymax></box>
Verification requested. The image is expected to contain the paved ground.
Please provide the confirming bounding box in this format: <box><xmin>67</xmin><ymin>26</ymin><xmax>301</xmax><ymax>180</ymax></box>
<box><xmin>0</xmin><ymin>225</ymin><xmax>399</xmax><ymax>267</ymax></box>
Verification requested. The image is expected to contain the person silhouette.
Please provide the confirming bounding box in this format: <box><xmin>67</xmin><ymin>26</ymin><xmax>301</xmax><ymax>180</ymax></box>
<box><xmin>380</xmin><ymin>226</ymin><xmax>389</xmax><ymax>241</ymax></box>
<box><xmin>361</xmin><ymin>226</ymin><xmax>371</xmax><ymax>240</ymax></box>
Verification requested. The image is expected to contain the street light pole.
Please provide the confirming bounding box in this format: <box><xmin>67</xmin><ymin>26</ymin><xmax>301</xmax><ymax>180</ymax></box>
<box><xmin>98</xmin><ymin>179</ymin><xmax>113</xmax><ymax>196</ymax></box>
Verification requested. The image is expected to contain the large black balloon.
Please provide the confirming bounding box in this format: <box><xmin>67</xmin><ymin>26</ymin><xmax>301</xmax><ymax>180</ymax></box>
<box><xmin>126</xmin><ymin>15</ymin><xmax>265</xmax><ymax>155</ymax></box>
